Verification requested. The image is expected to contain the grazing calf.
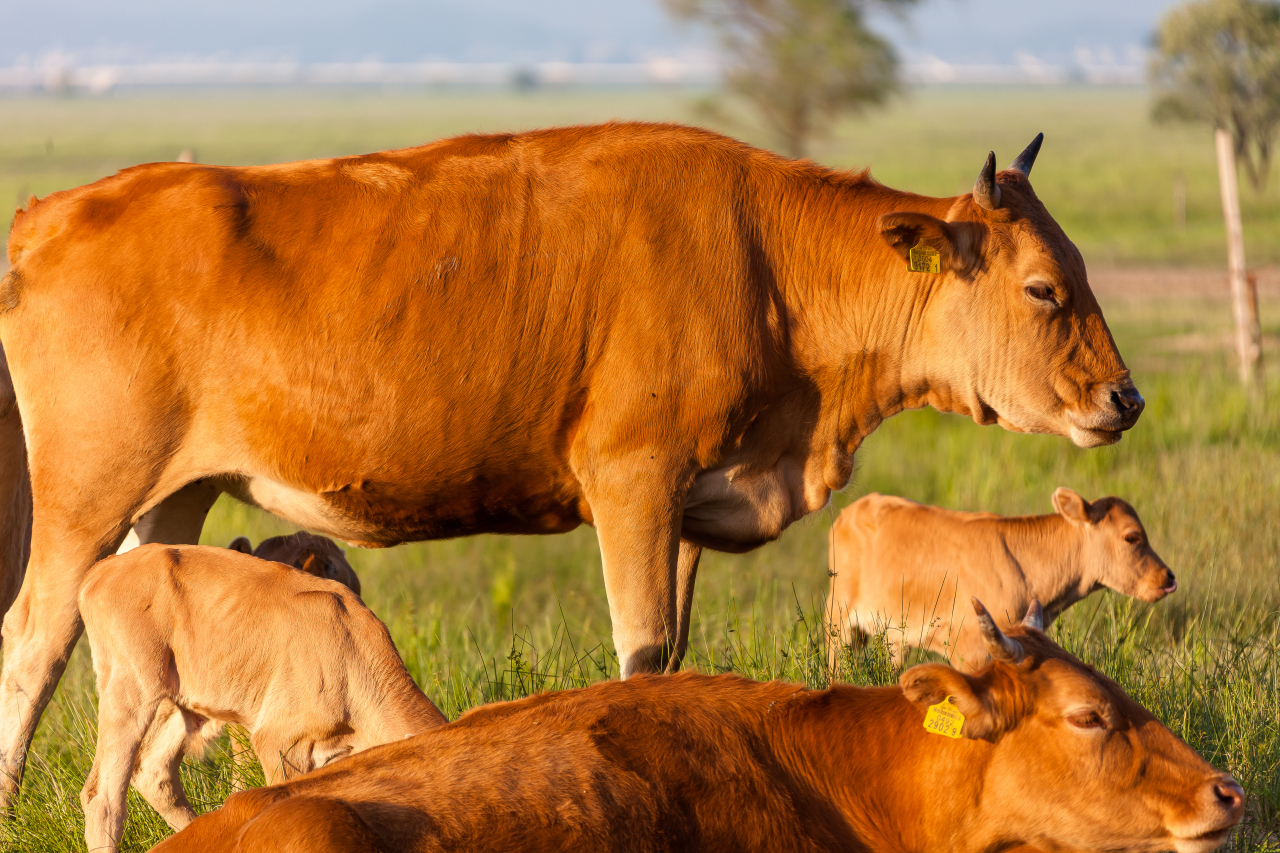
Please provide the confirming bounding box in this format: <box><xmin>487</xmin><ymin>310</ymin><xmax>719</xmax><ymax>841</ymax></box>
<box><xmin>827</xmin><ymin>488</ymin><xmax>1176</xmax><ymax>670</ymax></box>
<box><xmin>151</xmin><ymin>600</ymin><xmax>1241</xmax><ymax>853</ymax></box>
<box><xmin>79</xmin><ymin>543</ymin><xmax>447</xmax><ymax>853</ymax></box>
<box><xmin>227</xmin><ymin>530</ymin><xmax>361</xmax><ymax>594</ymax></box>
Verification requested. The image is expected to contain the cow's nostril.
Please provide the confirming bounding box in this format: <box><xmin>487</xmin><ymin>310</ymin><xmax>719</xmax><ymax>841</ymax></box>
<box><xmin>1110</xmin><ymin>387</ymin><xmax>1144</xmax><ymax>413</ymax></box>
<box><xmin>1214</xmin><ymin>780</ymin><xmax>1244</xmax><ymax>809</ymax></box>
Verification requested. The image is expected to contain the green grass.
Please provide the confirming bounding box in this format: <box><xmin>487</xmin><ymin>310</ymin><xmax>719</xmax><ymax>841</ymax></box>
<box><xmin>1</xmin><ymin>87</ymin><xmax>1279</xmax><ymax>851</ymax></box>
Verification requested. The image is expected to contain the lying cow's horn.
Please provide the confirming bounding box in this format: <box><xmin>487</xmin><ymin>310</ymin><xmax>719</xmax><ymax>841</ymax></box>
<box><xmin>1009</xmin><ymin>133</ymin><xmax>1044</xmax><ymax>177</ymax></box>
<box><xmin>972</xmin><ymin>597</ymin><xmax>1024</xmax><ymax>663</ymax></box>
<box><xmin>972</xmin><ymin>151</ymin><xmax>1001</xmax><ymax>210</ymax></box>
<box><xmin>1023</xmin><ymin>600</ymin><xmax>1045</xmax><ymax>631</ymax></box>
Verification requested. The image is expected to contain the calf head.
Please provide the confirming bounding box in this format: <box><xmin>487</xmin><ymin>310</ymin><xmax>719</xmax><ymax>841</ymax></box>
<box><xmin>228</xmin><ymin>532</ymin><xmax>361</xmax><ymax>595</ymax></box>
<box><xmin>1052</xmin><ymin>487</ymin><xmax>1175</xmax><ymax>603</ymax></box>
<box><xmin>879</xmin><ymin>135</ymin><xmax>1142</xmax><ymax>448</ymax></box>
<box><xmin>900</xmin><ymin>600</ymin><xmax>1241</xmax><ymax>853</ymax></box>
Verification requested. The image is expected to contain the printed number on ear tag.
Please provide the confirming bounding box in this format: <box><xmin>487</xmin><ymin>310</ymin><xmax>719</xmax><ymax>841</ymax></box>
<box><xmin>908</xmin><ymin>242</ymin><xmax>941</xmax><ymax>274</ymax></box>
<box><xmin>923</xmin><ymin>696</ymin><xmax>965</xmax><ymax>739</ymax></box>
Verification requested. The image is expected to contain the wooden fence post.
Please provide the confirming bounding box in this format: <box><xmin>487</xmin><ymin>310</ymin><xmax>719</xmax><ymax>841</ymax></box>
<box><xmin>1215</xmin><ymin>127</ymin><xmax>1264</xmax><ymax>391</ymax></box>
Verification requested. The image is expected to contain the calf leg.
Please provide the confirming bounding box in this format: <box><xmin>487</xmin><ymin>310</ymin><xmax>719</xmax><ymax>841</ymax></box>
<box><xmin>130</xmin><ymin>701</ymin><xmax>198</xmax><ymax>831</ymax></box>
<box><xmin>82</xmin><ymin>661</ymin><xmax>164</xmax><ymax>853</ymax></box>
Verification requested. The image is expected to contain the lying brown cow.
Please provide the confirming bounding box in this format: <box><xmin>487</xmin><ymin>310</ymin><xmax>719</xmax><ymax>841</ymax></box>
<box><xmin>151</xmin><ymin>600</ymin><xmax>1240</xmax><ymax>853</ymax></box>
<box><xmin>0</xmin><ymin>123</ymin><xmax>1143</xmax><ymax>803</ymax></box>
<box><xmin>827</xmin><ymin>488</ymin><xmax>1176</xmax><ymax>670</ymax></box>
<box><xmin>79</xmin><ymin>543</ymin><xmax>447</xmax><ymax>853</ymax></box>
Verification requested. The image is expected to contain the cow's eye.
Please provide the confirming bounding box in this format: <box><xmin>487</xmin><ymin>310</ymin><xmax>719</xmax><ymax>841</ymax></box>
<box><xmin>1124</xmin><ymin>532</ymin><xmax>1142</xmax><ymax>545</ymax></box>
<box><xmin>1067</xmin><ymin>711</ymin><xmax>1105</xmax><ymax>730</ymax></box>
<box><xmin>1025</xmin><ymin>283</ymin><xmax>1059</xmax><ymax>306</ymax></box>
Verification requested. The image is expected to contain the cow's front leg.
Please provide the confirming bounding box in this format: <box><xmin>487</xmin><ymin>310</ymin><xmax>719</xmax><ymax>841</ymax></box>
<box><xmin>588</xmin><ymin>466</ymin><xmax>685</xmax><ymax>679</ymax></box>
<box><xmin>668</xmin><ymin>540</ymin><xmax>702</xmax><ymax>673</ymax></box>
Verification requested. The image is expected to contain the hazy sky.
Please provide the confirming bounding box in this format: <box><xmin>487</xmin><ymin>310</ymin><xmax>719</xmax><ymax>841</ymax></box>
<box><xmin>0</xmin><ymin>0</ymin><xmax>1182</xmax><ymax>66</ymax></box>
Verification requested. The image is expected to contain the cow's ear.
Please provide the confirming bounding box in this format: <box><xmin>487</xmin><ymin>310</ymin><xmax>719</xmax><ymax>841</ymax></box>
<box><xmin>298</xmin><ymin>552</ymin><xmax>327</xmax><ymax>579</ymax></box>
<box><xmin>1052</xmin><ymin>487</ymin><xmax>1092</xmax><ymax>525</ymax></box>
<box><xmin>228</xmin><ymin>536</ymin><xmax>253</xmax><ymax>554</ymax></box>
<box><xmin>878</xmin><ymin>212</ymin><xmax>981</xmax><ymax>276</ymax></box>
<box><xmin>900</xmin><ymin>663</ymin><xmax>1000</xmax><ymax>741</ymax></box>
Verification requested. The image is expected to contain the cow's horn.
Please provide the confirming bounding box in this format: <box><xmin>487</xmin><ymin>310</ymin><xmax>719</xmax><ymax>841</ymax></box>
<box><xmin>1009</xmin><ymin>133</ymin><xmax>1044</xmax><ymax>177</ymax></box>
<box><xmin>972</xmin><ymin>597</ymin><xmax>1024</xmax><ymax>663</ymax></box>
<box><xmin>1023</xmin><ymin>600</ymin><xmax>1045</xmax><ymax>631</ymax></box>
<box><xmin>973</xmin><ymin>151</ymin><xmax>1001</xmax><ymax>210</ymax></box>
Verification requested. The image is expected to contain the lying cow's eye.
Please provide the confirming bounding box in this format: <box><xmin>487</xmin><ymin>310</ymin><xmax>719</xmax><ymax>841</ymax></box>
<box><xmin>1124</xmin><ymin>532</ymin><xmax>1142</xmax><ymax>545</ymax></box>
<box><xmin>1067</xmin><ymin>711</ymin><xmax>1105</xmax><ymax>730</ymax></box>
<box><xmin>1025</xmin><ymin>283</ymin><xmax>1059</xmax><ymax>306</ymax></box>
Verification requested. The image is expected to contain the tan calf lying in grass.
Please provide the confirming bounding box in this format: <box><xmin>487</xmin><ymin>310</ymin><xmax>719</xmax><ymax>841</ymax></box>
<box><xmin>827</xmin><ymin>487</ymin><xmax>1176</xmax><ymax>671</ymax></box>
<box><xmin>79</xmin><ymin>542</ymin><xmax>447</xmax><ymax>853</ymax></box>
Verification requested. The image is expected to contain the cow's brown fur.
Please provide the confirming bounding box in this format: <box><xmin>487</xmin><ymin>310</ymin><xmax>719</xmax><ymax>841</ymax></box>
<box><xmin>150</xmin><ymin>626</ymin><xmax>1240</xmax><ymax>853</ymax></box>
<box><xmin>79</xmin><ymin>544</ymin><xmax>446</xmax><ymax>853</ymax></box>
<box><xmin>0</xmin><ymin>123</ymin><xmax>1139</xmax><ymax>802</ymax></box>
<box><xmin>827</xmin><ymin>488</ymin><xmax>1175</xmax><ymax>670</ymax></box>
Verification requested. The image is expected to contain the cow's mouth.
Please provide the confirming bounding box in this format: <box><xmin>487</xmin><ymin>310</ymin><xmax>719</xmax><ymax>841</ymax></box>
<box><xmin>1171</xmin><ymin>828</ymin><xmax>1232</xmax><ymax>853</ymax></box>
<box><xmin>1068</xmin><ymin>424</ymin><xmax>1124</xmax><ymax>448</ymax></box>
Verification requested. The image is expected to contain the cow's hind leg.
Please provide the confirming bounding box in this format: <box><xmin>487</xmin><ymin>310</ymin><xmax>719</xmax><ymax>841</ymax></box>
<box><xmin>117</xmin><ymin>479</ymin><xmax>222</xmax><ymax>553</ymax></box>
<box><xmin>238</xmin><ymin>797</ymin><xmax>391</xmax><ymax>853</ymax></box>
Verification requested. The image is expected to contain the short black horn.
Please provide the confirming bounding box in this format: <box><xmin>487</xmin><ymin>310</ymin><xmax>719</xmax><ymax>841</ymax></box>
<box><xmin>973</xmin><ymin>151</ymin><xmax>1001</xmax><ymax>210</ymax></box>
<box><xmin>1009</xmin><ymin>133</ymin><xmax>1044</xmax><ymax>177</ymax></box>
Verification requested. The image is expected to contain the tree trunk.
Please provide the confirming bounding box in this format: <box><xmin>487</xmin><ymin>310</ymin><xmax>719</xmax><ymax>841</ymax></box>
<box><xmin>1215</xmin><ymin>127</ymin><xmax>1264</xmax><ymax>392</ymax></box>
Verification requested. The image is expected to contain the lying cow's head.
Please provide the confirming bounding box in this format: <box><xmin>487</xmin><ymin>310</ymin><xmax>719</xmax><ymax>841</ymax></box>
<box><xmin>1052</xmin><ymin>487</ymin><xmax>1176</xmax><ymax>603</ymax></box>
<box><xmin>229</xmin><ymin>531</ymin><xmax>361</xmax><ymax>595</ymax></box>
<box><xmin>879</xmin><ymin>135</ymin><xmax>1143</xmax><ymax>447</ymax></box>
<box><xmin>901</xmin><ymin>600</ymin><xmax>1242</xmax><ymax>853</ymax></box>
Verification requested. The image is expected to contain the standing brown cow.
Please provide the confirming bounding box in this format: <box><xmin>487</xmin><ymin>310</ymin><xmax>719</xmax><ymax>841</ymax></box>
<box><xmin>0</xmin><ymin>123</ymin><xmax>1141</xmax><ymax>804</ymax></box>
<box><xmin>149</xmin><ymin>602</ymin><xmax>1240</xmax><ymax>853</ymax></box>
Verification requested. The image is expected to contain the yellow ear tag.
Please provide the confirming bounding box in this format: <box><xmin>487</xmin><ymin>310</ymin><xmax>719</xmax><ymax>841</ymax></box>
<box><xmin>923</xmin><ymin>696</ymin><xmax>965</xmax><ymax>739</ymax></box>
<box><xmin>907</xmin><ymin>241</ymin><xmax>941</xmax><ymax>274</ymax></box>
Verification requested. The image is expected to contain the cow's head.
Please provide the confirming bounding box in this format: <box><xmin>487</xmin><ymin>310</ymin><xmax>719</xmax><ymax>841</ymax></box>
<box><xmin>229</xmin><ymin>531</ymin><xmax>362</xmax><ymax>595</ymax></box>
<box><xmin>901</xmin><ymin>600</ymin><xmax>1242</xmax><ymax>853</ymax></box>
<box><xmin>1052</xmin><ymin>487</ymin><xmax>1176</xmax><ymax>603</ymax></box>
<box><xmin>879</xmin><ymin>135</ymin><xmax>1143</xmax><ymax>447</ymax></box>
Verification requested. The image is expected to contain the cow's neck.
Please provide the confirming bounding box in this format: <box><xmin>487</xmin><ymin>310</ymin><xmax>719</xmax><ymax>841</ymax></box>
<box><xmin>759</xmin><ymin>172</ymin><xmax>962</xmax><ymax>455</ymax></box>
<box><xmin>777</xmin><ymin>686</ymin><xmax>1009</xmax><ymax>853</ymax></box>
<box><xmin>996</xmin><ymin>515</ymin><xmax>1096</xmax><ymax>621</ymax></box>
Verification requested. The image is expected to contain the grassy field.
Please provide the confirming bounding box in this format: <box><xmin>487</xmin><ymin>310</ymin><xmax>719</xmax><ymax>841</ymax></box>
<box><xmin>1</xmin><ymin>86</ymin><xmax>1279</xmax><ymax>851</ymax></box>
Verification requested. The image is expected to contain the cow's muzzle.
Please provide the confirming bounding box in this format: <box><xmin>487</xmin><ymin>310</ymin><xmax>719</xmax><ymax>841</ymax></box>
<box><xmin>1168</xmin><ymin>776</ymin><xmax>1244</xmax><ymax>853</ymax></box>
<box><xmin>1067</xmin><ymin>380</ymin><xmax>1145</xmax><ymax>447</ymax></box>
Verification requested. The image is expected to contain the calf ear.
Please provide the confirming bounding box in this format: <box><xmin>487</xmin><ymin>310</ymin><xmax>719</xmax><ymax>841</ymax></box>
<box><xmin>900</xmin><ymin>663</ymin><xmax>1000</xmax><ymax>741</ymax></box>
<box><xmin>228</xmin><ymin>536</ymin><xmax>253</xmax><ymax>554</ymax></box>
<box><xmin>298</xmin><ymin>552</ymin><xmax>329</xmax><ymax>579</ymax></box>
<box><xmin>879</xmin><ymin>212</ymin><xmax>981</xmax><ymax>276</ymax></box>
<box><xmin>1052</xmin><ymin>487</ymin><xmax>1092</xmax><ymax>525</ymax></box>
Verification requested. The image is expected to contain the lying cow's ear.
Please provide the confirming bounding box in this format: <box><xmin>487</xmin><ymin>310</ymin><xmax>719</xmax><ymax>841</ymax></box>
<box><xmin>878</xmin><ymin>212</ymin><xmax>981</xmax><ymax>276</ymax></box>
<box><xmin>900</xmin><ymin>663</ymin><xmax>1000</xmax><ymax>741</ymax></box>
<box><xmin>1052</xmin><ymin>487</ymin><xmax>1092</xmax><ymax>525</ymax></box>
<box><xmin>228</xmin><ymin>536</ymin><xmax>253</xmax><ymax>554</ymax></box>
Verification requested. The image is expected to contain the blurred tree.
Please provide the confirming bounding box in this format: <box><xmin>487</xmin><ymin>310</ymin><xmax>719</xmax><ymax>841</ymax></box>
<box><xmin>664</xmin><ymin>0</ymin><xmax>918</xmax><ymax>159</ymax></box>
<box><xmin>1151</xmin><ymin>0</ymin><xmax>1280</xmax><ymax>192</ymax></box>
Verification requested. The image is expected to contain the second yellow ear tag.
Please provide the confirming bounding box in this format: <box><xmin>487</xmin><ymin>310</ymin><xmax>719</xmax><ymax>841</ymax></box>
<box><xmin>908</xmin><ymin>242</ymin><xmax>941</xmax><ymax>274</ymax></box>
<box><xmin>923</xmin><ymin>696</ymin><xmax>965</xmax><ymax>739</ymax></box>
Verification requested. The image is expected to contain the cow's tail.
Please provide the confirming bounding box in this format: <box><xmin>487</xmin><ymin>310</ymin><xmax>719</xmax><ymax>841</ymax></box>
<box><xmin>0</xmin><ymin>343</ymin><xmax>30</xmax><ymax>625</ymax></box>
